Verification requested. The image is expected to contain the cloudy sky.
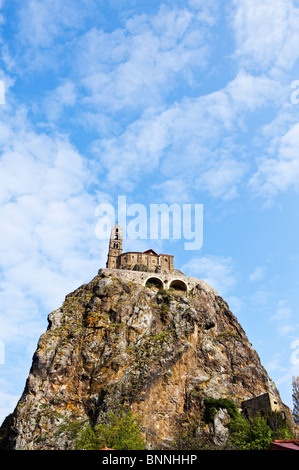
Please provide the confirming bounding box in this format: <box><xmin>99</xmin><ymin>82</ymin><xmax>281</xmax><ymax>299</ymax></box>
<box><xmin>1</xmin><ymin>0</ymin><xmax>299</xmax><ymax>424</ymax></box>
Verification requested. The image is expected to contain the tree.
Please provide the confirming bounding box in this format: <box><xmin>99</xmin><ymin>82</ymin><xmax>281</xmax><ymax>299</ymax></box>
<box><xmin>229</xmin><ymin>413</ymin><xmax>273</xmax><ymax>450</ymax></box>
<box><xmin>292</xmin><ymin>376</ymin><xmax>299</xmax><ymax>425</ymax></box>
<box><xmin>229</xmin><ymin>409</ymin><xmax>295</xmax><ymax>450</ymax></box>
<box><xmin>64</xmin><ymin>409</ymin><xmax>146</xmax><ymax>450</ymax></box>
<box><xmin>266</xmin><ymin>411</ymin><xmax>294</xmax><ymax>440</ymax></box>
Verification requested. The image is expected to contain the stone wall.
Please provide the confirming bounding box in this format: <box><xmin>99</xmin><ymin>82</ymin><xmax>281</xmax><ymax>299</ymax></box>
<box><xmin>242</xmin><ymin>393</ymin><xmax>296</xmax><ymax>433</ymax></box>
<box><xmin>99</xmin><ymin>268</ymin><xmax>218</xmax><ymax>295</ymax></box>
<box><xmin>116</xmin><ymin>252</ymin><xmax>174</xmax><ymax>273</ymax></box>
<box><xmin>242</xmin><ymin>393</ymin><xmax>272</xmax><ymax>418</ymax></box>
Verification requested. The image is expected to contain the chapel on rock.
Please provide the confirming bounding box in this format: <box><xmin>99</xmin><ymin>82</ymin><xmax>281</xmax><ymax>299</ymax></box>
<box><xmin>106</xmin><ymin>223</ymin><xmax>174</xmax><ymax>273</ymax></box>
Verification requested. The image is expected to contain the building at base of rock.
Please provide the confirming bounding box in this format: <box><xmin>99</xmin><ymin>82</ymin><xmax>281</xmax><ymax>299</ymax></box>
<box><xmin>242</xmin><ymin>393</ymin><xmax>295</xmax><ymax>434</ymax></box>
<box><xmin>106</xmin><ymin>223</ymin><xmax>174</xmax><ymax>273</ymax></box>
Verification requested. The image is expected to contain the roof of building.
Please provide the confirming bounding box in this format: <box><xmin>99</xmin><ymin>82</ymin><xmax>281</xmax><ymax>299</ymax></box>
<box><xmin>118</xmin><ymin>249</ymin><xmax>172</xmax><ymax>257</ymax></box>
<box><xmin>269</xmin><ymin>440</ymin><xmax>299</xmax><ymax>450</ymax></box>
<box><xmin>119</xmin><ymin>251</ymin><xmax>158</xmax><ymax>256</ymax></box>
<box><xmin>143</xmin><ymin>249</ymin><xmax>159</xmax><ymax>256</ymax></box>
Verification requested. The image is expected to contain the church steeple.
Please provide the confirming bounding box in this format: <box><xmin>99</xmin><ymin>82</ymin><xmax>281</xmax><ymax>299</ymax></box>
<box><xmin>106</xmin><ymin>223</ymin><xmax>123</xmax><ymax>268</ymax></box>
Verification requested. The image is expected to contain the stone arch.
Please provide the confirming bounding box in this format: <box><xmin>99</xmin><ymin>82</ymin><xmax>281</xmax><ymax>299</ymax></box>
<box><xmin>145</xmin><ymin>276</ymin><xmax>164</xmax><ymax>290</ymax></box>
<box><xmin>169</xmin><ymin>278</ymin><xmax>188</xmax><ymax>292</ymax></box>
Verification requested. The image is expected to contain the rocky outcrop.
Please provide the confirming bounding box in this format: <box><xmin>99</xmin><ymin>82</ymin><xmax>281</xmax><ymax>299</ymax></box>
<box><xmin>0</xmin><ymin>269</ymin><xmax>285</xmax><ymax>449</ymax></box>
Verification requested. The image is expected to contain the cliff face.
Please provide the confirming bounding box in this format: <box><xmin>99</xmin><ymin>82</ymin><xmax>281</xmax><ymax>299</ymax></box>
<box><xmin>0</xmin><ymin>269</ymin><xmax>282</xmax><ymax>449</ymax></box>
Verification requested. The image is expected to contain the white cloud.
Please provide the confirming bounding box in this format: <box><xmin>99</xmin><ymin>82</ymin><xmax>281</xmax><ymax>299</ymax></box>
<box><xmin>278</xmin><ymin>324</ymin><xmax>296</xmax><ymax>336</ymax></box>
<box><xmin>181</xmin><ymin>255</ymin><xmax>237</xmax><ymax>297</ymax></box>
<box><xmin>4</xmin><ymin>0</ymin><xmax>296</xmax><ymax>205</ymax></box>
<box><xmin>195</xmin><ymin>156</ymin><xmax>247</xmax><ymax>200</ymax></box>
<box><xmin>249</xmin><ymin>122</ymin><xmax>299</xmax><ymax>196</ymax></box>
<box><xmin>226</xmin><ymin>71</ymin><xmax>286</xmax><ymax>110</ymax></box>
<box><xmin>252</xmin><ymin>290</ymin><xmax>272</xmax><ymax>307</ymax></box>
<box><xmin>93</xmin><ymin>90</ymin><xmax>230</xmax><ymax>188</ymax></box>
<box><xmin>93</xmin><ymin>69</ymin><xmax>282</xmax><ymax>196</ymax></box>
<box><xmin>42</xmin><ymin>80</ymin><xmax>77</xmax><ymax>121</ymax></box>
<box><xmin>0</xmin><ymin>0</ymin><xmax>4</xmax><ymax>26</ymax></box>
<box><xmin>74</xmin><ymin>2</ymin><xmax>299</xmax><ymax>204</ymax></box>
<box><xmin>268</xmin><ymin>300</ymin><xmax>299</xmax><ymax>339</ymax></box>
<box><xmin>8</xmin><ymin>1</ymin><xmax>292</xmax><ymax>204</ymax></box>
<box><xmin>249</xmin><ymin>266</ymin><xmax>266</xmax><ymax>283</ymax></box>
<box><xmin>17</xmin><ymin>0</ymin><xmax>97</xmax><ymax>48</ymax></box>
<box><xmin>232</xmin><ymin>0</ymin><xmax>299</xmax><ymax>74</ymax></box>
<box><xmin>0</xmin><ymin>110</ymin><xmax>110</xmax><ymax>348</ymax></box>
<box><xmin>76</xmin><ymin>5</ymin><xmax>210</xmax><ymax>114</ymax></box>
<box><xmin>151</xmin><ymin>179</ymin><xmax>191</xmax><ymax>204</ymax></box>
<box><xmin>266</xmin><ymin>353</ymin><xmax>285</xmax><ymax>374</ymax></box>
<box><xmin>226</xmin><ymin>295</ymin><xmax>247</xmax><ymax>316</ymax></box>
<box><xmin>271</xmin><ymin>300</ymin><xmax>293</xmax><ymax>322</ymax></box>
<box><xmin>5</xmin><ymin>0</ymin><xmax>99</xmax><ymax>73</ymax></box>
<box><xmin>188</xmin><ymin>0</ymin><xmax>219</xmax><ymax>25</ymax></box>
<box><xmin>0</xmin><ymin>392</ymin><xmax>20</xmax><ymax>427</ymax></box>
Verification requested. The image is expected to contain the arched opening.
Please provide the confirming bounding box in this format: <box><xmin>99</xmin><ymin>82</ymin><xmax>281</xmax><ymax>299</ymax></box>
<box><xmin>169</xmin><ymin>279</ymin><xmax>188</xmax><ymax>292</ymax></box>
<box><xmin>145</xmin><ymin>277</ymin><xmax>164</xmax><ymax>290</ymax></box>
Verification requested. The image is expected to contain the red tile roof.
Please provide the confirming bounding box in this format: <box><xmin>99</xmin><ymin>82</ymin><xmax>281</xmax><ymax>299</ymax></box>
<box><xmin>270</xmin><ymin>440</ymin><xmax>299</xmax><ymax>450</ymax></box>
<box><xmin>143</xmin><ymin>249</ymin><xmax>159</xmax><ymax>256</ymax></box>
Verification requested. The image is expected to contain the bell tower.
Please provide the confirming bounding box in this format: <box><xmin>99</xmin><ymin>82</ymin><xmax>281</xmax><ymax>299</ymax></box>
<box><xmin>106</xmin><ymin>223</ymin><xmax>123</xmax><ymax>268</ymax></box>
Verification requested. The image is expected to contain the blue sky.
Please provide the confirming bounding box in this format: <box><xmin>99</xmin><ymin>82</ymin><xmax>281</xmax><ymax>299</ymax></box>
<box><xmin>1</xmin><ymin>0</ymin><xmax>299</xmax><ymax>424</ymax></box>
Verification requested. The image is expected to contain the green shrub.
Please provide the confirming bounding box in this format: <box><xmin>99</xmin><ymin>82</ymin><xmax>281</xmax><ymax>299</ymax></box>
<box><xmin>203</xmin><ymin>398</ymin><xmax>294</xmax><ymax>450</ymax></box>
<box><xmin>266</xmin><ymin>411</ymin><xmax>294</xmax><ymax>440</ymax></box>
<box><xmin>228</xmin><ymin>411</ymin><xmax>294</xmax><ymax>450</ymax></box>
<box><xmin>204</xmin><ymin>398</ymin><xmax>239</xmax><ymax>423</ymax></box>
<box><xmin>60</xmin><ymin>409</ymin><xmax>146</xmax><ymax>450</ymax></box>
<box><xmin>229</xmin><ymin>413</ymin><xmax>273</xmax><ymax>450</ymax></box>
